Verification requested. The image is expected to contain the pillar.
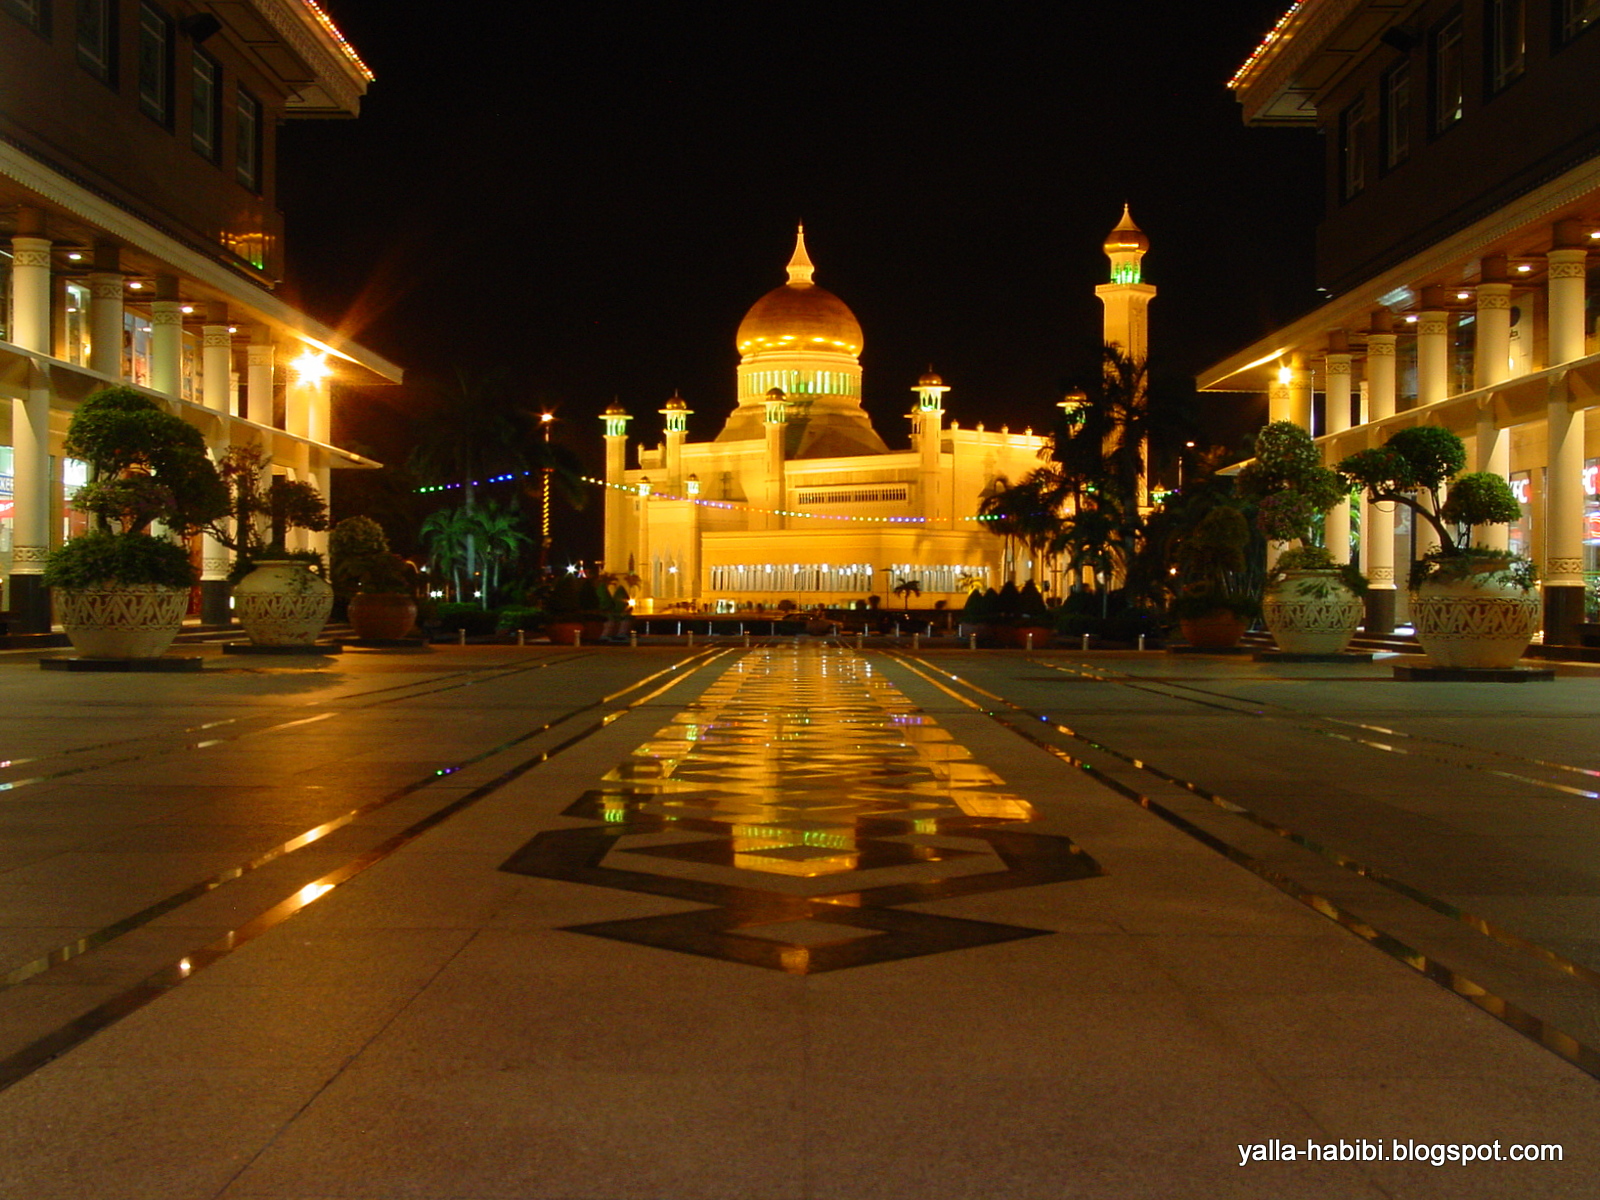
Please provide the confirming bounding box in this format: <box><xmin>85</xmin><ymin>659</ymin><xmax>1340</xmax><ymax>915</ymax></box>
<box><xmin>686</xmin><ymin>475</ymin><xmax>702</xmax><ymax>603</ymax></box>
<box><xmin>1323</xmin><ymin>350</ymin><xmax>1352</xmax><ymax>563</ymax></box>
<box><xmin>1474</xmin><ymin>277</ymin><xmax>1514</xmax><ymax>551</ymax></box>
<box><xmin>1416</xmin><ymin>310</ymin><xmax>1449</xmax><ymax>407</ymax></box>
<box><xmin>8</xmin><ymin>221</ymin><xmax>54</xmax><ymax>631</ymax></box>
<box><xmin>1268</xmin><ymin>370</ymin><xmax>1291</xmax><ymax>424</ymax></box>
<box><xmin>88</xmin><ymin>258</ymin><xmax>124</xmax><ymax>379</ymax></box>
<box><xmin>198</xmin><ymin>304</ymin><xmax>233</xmax><ymax>621</ymax></box>
<box><xmin>1543</xmin><ymin>241</ymin><xmax>1589</xmax><ymax>644</ymax></box>
<box><xmin>246</xmin><ymin>336</ymin><xmax>274</xmax><ymax>426</ymax></box>
<box><xmin>1287</xmin><ymin>353</ymin><xmax>1313</xmax><ymax>431</ymax></box>
<box><xmin>1363</xmin><ymin>327</ymin><xmax>1398</xmax><ymax>633</ymax></box>
<box><xmin>150</xmin><ymin>278</ymin><xmax>182</xmax><ymax>398</ymax></box>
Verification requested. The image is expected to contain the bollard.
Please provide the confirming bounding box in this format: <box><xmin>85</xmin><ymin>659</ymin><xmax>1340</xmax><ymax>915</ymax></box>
<box><xmin>517</xmin><ymin>630</ymin><xmax>525</xmax><ymax>646</ymax></box>
<box><xmin>687</xmin><ymin>629</ymin><xmax>694</xmax><ymax>647</ymax></box>
<box><xmin>743</xmin><ymin>632</ymin><xmax>750</xmax><ymax>647</ymax></box>
<box><xmin>1081</xmin><ymin>633</ymin><xmax>1090</xmax><ymax>651</ymax></box>
<box><xmin>1137</xmin><ymin>633</ymin><xmax>1146</xmax><ymax>652</ymax></box>
<box><xmin>969</xmin><ymin>633</ymin><xmax>978</xmax><ymax>650</ymax></box>
<box><xmin>573</xmin><ymin>630</ymin><xmax>581</xmax><ymax>647</ymax></box>
<box><xmin>1025</xmin><ymin>631</ymin><xmax>1034</xmax><ymax>651</ymax></box>
<box><xmin>911</xmin><ymin>632</ymin><xmax>919</xmax><ymax>650</ymax></box>
<box><xmin>457</xmin><ymin>628</ymin><xmax>466</xmax><ymax>646</ymax></box>
<box><xmin>856</xmin><ymin>632</ymin><xmax>864</xmax><ymax>650</ymax></box>
<box><xmin>629</xmin><ymin>630</ymin><xmax>638</xmax><ymax>648</ymax></box>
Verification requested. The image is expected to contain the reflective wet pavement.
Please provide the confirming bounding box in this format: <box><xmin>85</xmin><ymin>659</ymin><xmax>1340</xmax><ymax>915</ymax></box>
<box><xmin>0</xmin><ymin>641</ymin><xmax>1595</xmax><ymax>1199</ymax></box>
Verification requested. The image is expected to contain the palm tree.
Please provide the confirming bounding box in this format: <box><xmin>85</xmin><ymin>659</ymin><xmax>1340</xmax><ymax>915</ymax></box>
<box><xmin>892</xmin><ymin>577</ymin><xmax>922</xmax><ymax>615</ymax></box>
<box><xmin>419</xmin><ymin>504</ymin><xmax>473</xmax><ymax>601</ymax></box>
<box><xmin>467</xmin><ymin>499</ymin><xmax>532</xmax><ymax>607</ymax></box>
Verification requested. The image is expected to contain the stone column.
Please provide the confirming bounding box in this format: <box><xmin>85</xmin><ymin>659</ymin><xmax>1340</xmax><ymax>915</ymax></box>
<box><xmin>150</xmin><ymin>278</ymin><xmax>183</xmax><ymax>398</ymax></box>
<box><xmin>1268</xmin><ymin>370</ymin><xmax>1291</xmax><ymax>424</ymax></box>
<box><xmin>1416</xmin><ymin>310</ymin><xmax>1449</xmax><ymax>407</ymax></box>
<box><xmin>8</xmin><ymin>223</ymin><xmax>54</xmax><ymax>631</ymax></box>
<box><xmin>198</xmin><ymin>304</ymin><xmax>233</xmax><ymax>622</ymax></box>
<box><xmin>1474</xmin><ymin>277</ymin><xmax>1514</xmax><ymax>551</ymax></box>
<box><xmin>686</xmin><ymin>476</ymin><xmax>702</xmax><ymax>603</ymax></box>
<box><xmin>1363</xmin><ymin>327</ymin><xmax>1398</xmax><ymax>632</ymax></box>
<box><xmin>1287</xmin><ymin>353</ymin><xmax>1313</xmax><ymax>431</ymax></box>
<box><xmin>246</xmin><ymin>337</ymin><xmax>274</xmax><ymax>426</ymax></box>
<box><xmin>1543</xmin><ymin>242</ymin><xmax>1589</xmax><ymax>643</ymax></box>
<box><xmin>1323</xmin><ymin>350</ymin><xmax>1353</xmax><ymax>563</ymax></box>
<box><xmin>87</xmin><ymin>263</ymin><xmax>125</xmax><ymax>379</ymax></box>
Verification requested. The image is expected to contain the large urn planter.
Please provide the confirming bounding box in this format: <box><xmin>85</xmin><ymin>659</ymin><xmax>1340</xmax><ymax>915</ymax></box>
<box><xmin>1178</xmin><ymin>609</ymin><xmax>1248</xmax><ymax>650</ymax></box>
<box><xmin>233</xmin><ymin>559</ymin><xmax>333</xmax><ymax>646</ymax></box>
<box><xmin>56</xmin><ymin>585</ymin><xmax>189</xmax><ymax>658</ymax></box>
<box><xmin>1410</xmin><ymin>562</ymin><xmax>1540</xmax><ymax>669</ymax></box>
<box><xmin>1262</xmin><ymin>569</ymin><xmax>1364</xmax><ymax>655</ymax></box>
<box><xmin>347</xmin><ymin>592</ymin><xmax>418</xmax><ymax>641</ymax></box>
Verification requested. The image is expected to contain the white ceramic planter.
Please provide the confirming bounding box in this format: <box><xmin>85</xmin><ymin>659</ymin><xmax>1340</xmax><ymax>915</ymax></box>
<box><xmin>56</xmin><ymin>585</ymin><xmax>189</xmax><ymax>658</ymax></box>
<box><xmin>1262</xmin><ymin>568</ymin><xmax>1364</xmax><ymax>655</ymax></box>
<box><xmin>233</xmin><ymin>559</ymin><xmax>333</xmax><ymax>646</ymax></box>
<box><xmin>1410</xmin><ymin>564</ymin><xmax>1541</xmax><ymax>669</ymax></box>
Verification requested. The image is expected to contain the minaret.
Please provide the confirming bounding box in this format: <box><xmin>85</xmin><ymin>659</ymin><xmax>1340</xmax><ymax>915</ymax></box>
<box><xmin>601</xmin><ymin>399</ymin><xmax>631</xmax><ymax>573</ymax></box>
<box><xmin>763</xmin><ymin>386</ymin><xmax>787</xmax><ymax>531</ymax></box>
<box><xmin>910</xmin><ymin>369</ymin><xmax>949</xmax><ymax>527</ymax></box>
<box><xmin>1095</xmin><ymin>205</ymin><xmax>1155</xmax><ymax>362</ymax></box>
<box><xmin>659</xmin><ymin>390</ymin><xmax>691</xmax><ymax>489</ymax></box>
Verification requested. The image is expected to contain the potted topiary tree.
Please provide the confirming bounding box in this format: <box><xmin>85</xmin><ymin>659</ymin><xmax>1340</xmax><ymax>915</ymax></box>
<box><xmin>1170</xmin><ymin>505</ymin><xmax>1257</xmax><ymax>649</ymax></box>
<box><xmin>1236</xmin><ymin>420</ymin><xmax>1367</xmax><ymax>654</ymax></box>
<box><xmin>211</xmin><ymin>445</ymin><xmax>333</xmax><ymax>647</ymax></box>
<box><xmin>1337</xmin><ymin>426</ymin><xmax>1536</xmax><ymax>668</ymax></box>
<box><xmin>330</xmin><ymin>515</ymin><xmax>419</xmax><ymax>641</ymax></box>
<box><xmin>43</xmin><ymin>386</ymin><xmax>230</xmax><ymax>658</ymax></box>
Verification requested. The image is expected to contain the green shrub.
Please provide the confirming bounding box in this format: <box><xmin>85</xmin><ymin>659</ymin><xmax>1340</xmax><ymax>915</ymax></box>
<box><xmin>43</xmin><ymin>530</ymin><xmax>196</xmax><ymax>590</ymax></box>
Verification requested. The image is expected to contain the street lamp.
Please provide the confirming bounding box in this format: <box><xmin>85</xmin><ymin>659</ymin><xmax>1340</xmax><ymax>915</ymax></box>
<box><xmin>538</xmin><ymin>411</ymin><xmax>555</xmax><ymax>573</ymax></box>
<box><xmin>1179</xmin><ymin>441</ymin><xmax>1195</xmax><ymax>490</ymax></box>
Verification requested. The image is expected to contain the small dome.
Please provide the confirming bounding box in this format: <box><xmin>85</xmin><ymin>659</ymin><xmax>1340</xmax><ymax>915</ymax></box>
<box><xmin>918</xmin><ymin>370</ymin><xmax>944</xmax><ymax>387</ymax></box>
<box><xmin>765</xmin><ymin>387</ymin><xmax>786</xmax><ymax>399</ymax></box>
<box><xmin>1103</xmin><ymin>204</ymin><xmax>1149</xmax><ymax>255</ymax></box>
<box><xmin>603</xmin><ymin>398</ymin><xmax>628</xmax><ymax>416</ymax></box>
<box><xmin>662</xmin><ymin>391</ymin><xmax>689</xmax><ymax>412</ymax></box>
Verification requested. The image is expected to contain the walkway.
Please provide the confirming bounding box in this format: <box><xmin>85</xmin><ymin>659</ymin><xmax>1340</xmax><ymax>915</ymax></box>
<box><xmin>0</xmin><ymin>642</ymin><xmax>1594</xmax><ymax>1199</ymax></box>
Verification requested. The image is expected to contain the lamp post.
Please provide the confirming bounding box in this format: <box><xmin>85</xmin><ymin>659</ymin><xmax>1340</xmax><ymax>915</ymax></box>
<box><xmin>1179</xmin><ymin>441</ymin><xmax>1195</xmax><ymax>490</ymax></box>
<box><xmin>538</xmin><ymin>411</ymin><xmax>554</xmax><ymax>573</ymax></box>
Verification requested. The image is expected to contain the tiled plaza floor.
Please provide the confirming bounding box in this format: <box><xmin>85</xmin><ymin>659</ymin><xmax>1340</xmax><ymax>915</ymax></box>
<box><xmin>0</xmin><ymin>640</ymin><xmax>1595</xmax><ymax>1199</ymax></box>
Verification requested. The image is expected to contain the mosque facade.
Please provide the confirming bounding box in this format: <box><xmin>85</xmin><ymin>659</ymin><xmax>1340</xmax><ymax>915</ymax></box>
<box><xmin>601</xmin><ymin>216</ymin><xmax>1152</xmax><ymax>612</ymax></box>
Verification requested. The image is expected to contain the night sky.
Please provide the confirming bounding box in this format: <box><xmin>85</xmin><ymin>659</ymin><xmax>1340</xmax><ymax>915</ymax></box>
<box><xmin>279</xmin><ymin>1</ymin><xmax>1323</xmax><ymax>528</ymax></box>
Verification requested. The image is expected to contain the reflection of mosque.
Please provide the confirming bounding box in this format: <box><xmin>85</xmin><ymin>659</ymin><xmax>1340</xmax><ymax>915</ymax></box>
<box><xmin>600</xmin><ymin>214</ymin><xmax>1153</xmax><ymax>611</ymax></box>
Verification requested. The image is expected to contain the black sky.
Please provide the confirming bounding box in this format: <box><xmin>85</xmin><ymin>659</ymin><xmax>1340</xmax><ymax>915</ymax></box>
<box><xmin>281</xmin><ymin>1</ymin><xmax>1322</xmax><ymax>469</ymax></box>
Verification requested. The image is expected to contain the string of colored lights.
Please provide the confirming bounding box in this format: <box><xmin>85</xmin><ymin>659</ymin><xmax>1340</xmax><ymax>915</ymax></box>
<box><xmin>414</xmin><ymin>471</ymin><xmax>1026</xmax><ymax>525</ymax></box>
<box><xmin>303</xmin><ymin>0</ymin><xmax>376</xmax><ymax>80</ymax></box>
<box><xmin>1226</xmin><ymin>2</ymin><xmax>1303</xmax><ymax>89</ymax></box>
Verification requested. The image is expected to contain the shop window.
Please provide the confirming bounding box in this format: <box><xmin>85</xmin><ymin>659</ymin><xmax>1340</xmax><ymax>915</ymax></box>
<box><xmin>1431</xmin><ymin>9</ymin><xmax>1465</xmax><ymax>135</ymax></box>
<box><xmin>63</xmin><ymin>281</ymin><xmax>90</xmax><ymax>365</ymax></box>
<box><xmin>1509</xmin><ymin>470</ymin><xmax>1532</xmax><ymax>559</ymax></box>
<box><xmin>76</xmin><ymin>0</ymin><xmax>116</xmax><ymax>82</ymax></box>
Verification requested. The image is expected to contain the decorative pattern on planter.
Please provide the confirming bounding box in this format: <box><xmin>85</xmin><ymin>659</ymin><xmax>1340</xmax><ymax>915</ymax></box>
<box><xmin>233</xmin><ymin>560</ymin><xmax>333</xmax><ymax>646</ymax></box>
<box><xmin>1411</xmin><ymin>576</ymin><xmax>1541</xmax><ymax>669</ymax></box>
<box><xmin>1262</xmin><ymin>570</ymin><xmax>1364</xmax><ymax>655</ymax></box>
<box><xmin>56</xmin><ymin>586</ymin><xmax>188</xmax><ymax>658</ymax></box>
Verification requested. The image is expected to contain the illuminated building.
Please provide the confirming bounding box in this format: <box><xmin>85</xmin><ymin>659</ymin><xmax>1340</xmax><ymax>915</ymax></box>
<box><xmin>601</xmin><ymin>227</ymin><xmax>1059</xmax><ymax>610</ymax></box>
<box><xmin>0</xmin><ymin>0</ymin><xmax>399</xmax><ymax>631</ymax></box>
<box><xmin>1201</xmin><ymin>0</ymin><xmax>1600</xmax><ymax>643</ymax></box>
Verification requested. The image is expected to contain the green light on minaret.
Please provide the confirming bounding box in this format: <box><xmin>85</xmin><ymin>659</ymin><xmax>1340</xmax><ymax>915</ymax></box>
<box><xmin>1112</xmin><ymin>263</ymin><xmax>1141</xmax><ymax>285</ymax></box>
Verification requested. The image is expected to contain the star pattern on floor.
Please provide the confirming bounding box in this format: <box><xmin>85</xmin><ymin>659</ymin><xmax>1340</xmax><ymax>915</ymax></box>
<box><xmin>500</xmin><ymin>645</ymin><xmax>1102</xmax><ymax>973</ymax></box>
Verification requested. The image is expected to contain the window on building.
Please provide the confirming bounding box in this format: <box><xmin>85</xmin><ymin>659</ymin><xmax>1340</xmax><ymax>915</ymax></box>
<box><xmin>1339</xmin><ymin>97</ymin><xmax>1369</xmax><ymax>199</ymax></box>
<box><xmin>1</xmin><ymin>0</ymin><xmax>50</xmax><ymax>35</ymax></box>
<box><xmin>137</xmin><ymin>1</ymin><xmax>172</xmax><ymax>126</ymax></box>
<box><xmin>191</xmin><ymin>48</ymin><xmax>220</xmax><ymax>160</ymax></box>
<box><xmin>1560</xmin><ymin>0</ymin><xmax>1600</xmax><ymax>42</ymax></box>
<box><xmin>1382</xmin><ymin>60</ymin><xmax>1411</xmax><ymax>169</ymax></box>
<box><xmin>1431</xmin><ymin>10</ymin><xmax>1465</xmax><ymax>134</ymax></box>
<box><xmin>1488</xmin><ymin>0</ymin><xmax>1525</xmax><ymax>92</ymax></box>
<box><xmin>235</xmin><ymin>87</ymin><xmax>261</xmax><ymax>190</ymax></box>
<box><xmin>76</xmin><ymin>0</ymin><xmax>116</xmax><ymax>81</ymax></box>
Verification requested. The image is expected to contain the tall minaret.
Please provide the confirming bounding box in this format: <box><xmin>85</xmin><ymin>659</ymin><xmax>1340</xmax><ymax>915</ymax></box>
<box><xmin>1095</xmin><ymin>205</ymin><xmax>1155</xmax><ymax>362</ymax></box>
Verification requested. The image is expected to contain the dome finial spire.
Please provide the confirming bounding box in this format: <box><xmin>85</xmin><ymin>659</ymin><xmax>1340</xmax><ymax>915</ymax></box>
<box><xmin>786</xmin><ymin>223</ymin><xmax>815</xmax><ymax>286</ymax></box>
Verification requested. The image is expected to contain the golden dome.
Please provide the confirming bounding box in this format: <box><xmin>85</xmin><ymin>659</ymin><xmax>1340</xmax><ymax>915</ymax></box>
<box><xmin>603</xmin><ymin>398</ymin><xmax>628</xmax><ymax>416</ymax></box>
<box><xmin>1103</xmin><ymin>204</ymin><xmax>1149</xmax><ymax>255</ymax></box>
<box><xmin>735</xmin><ymin>227</ymin><xmax>864</xmax><ymax>356</ymax></box>
<box><xmin>661</xmin><ymin>390</ymin><xmax>689</xmax><ymax>412</ymax></box>
<box><xmin>917</xmin><ymin>369</ymin><xmax>944</xmax><ymax>387</ymax></box>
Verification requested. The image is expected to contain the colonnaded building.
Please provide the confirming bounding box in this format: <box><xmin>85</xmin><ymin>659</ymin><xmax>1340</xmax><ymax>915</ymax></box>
<box><xmin>599</xmin><ymin>213</ymin><xmax>1155</xmax><ymax>612</ymax></box>
<box><xmin>1201</xmin><ymin>0</ymin><xmax>1600</xmax><ymax>644</ymax></box>
<box><xmin>0</xmin><ymin>0</ymin><xmax>398</xmax><ymax>632</ymax></box>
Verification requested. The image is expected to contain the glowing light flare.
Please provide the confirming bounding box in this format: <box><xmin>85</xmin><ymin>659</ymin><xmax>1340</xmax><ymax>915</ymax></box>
<box><xmin>291</xmin><ymin>350</ymin><xmax>331</xmax><ymax>385</ymax></box>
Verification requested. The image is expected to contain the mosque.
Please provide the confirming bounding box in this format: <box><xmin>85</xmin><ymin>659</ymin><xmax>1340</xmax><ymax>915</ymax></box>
<box><xmin>599</xmin><ymin>211</ymin><xmax>1153</xmax><ymax>612</ymax></box>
